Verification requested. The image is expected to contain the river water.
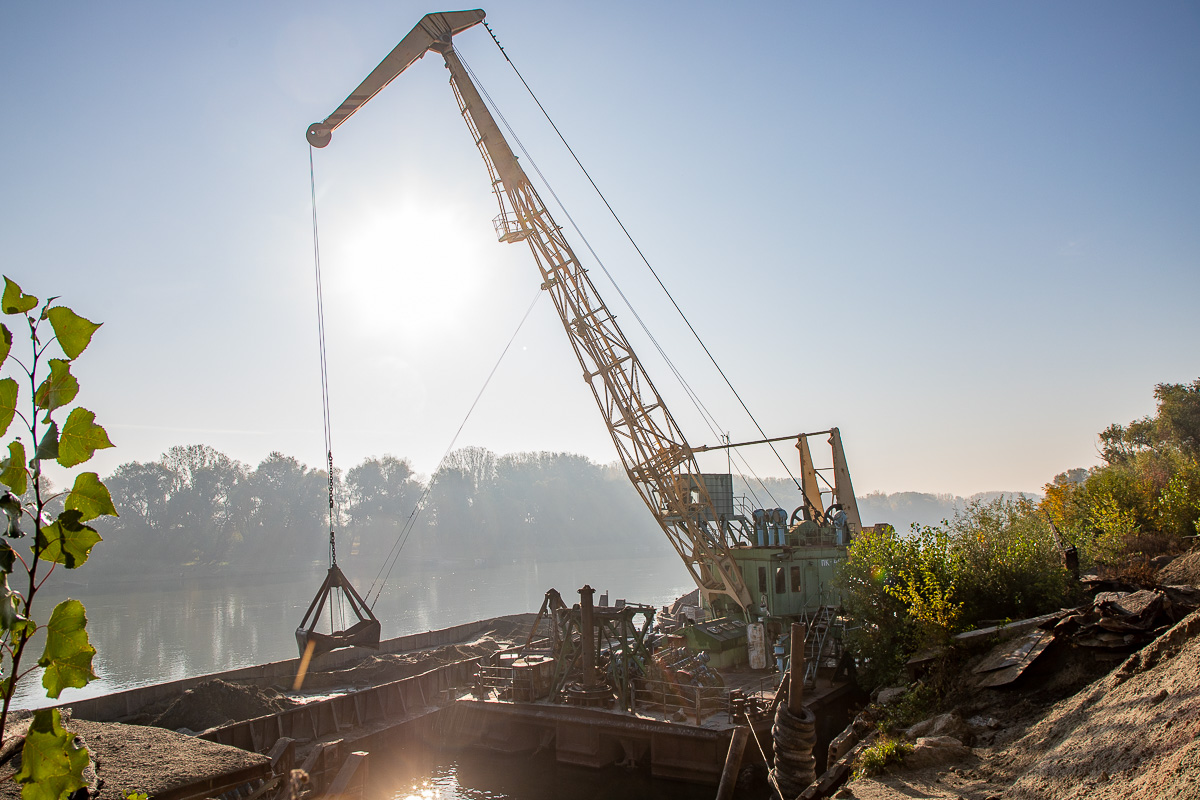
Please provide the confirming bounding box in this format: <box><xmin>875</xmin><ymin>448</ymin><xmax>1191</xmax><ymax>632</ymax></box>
<box><xmin>18</xmin><ymin>553</ymin><xmax>696</xmax><ymax>707</ymax></box>
<box><xmin>14</xmin><ymin>554</ymin><xmax>710</xmax><ymax>798</ymax></box>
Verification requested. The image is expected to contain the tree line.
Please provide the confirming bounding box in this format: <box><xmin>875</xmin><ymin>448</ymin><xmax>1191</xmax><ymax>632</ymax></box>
<box><xmin>45</xmin><ymin>441</ymin><xmax>1052</xmax><ymax>581</ymax></box>
<box><xmin>73</xmin><ymin>445</ymin><xmax>671</xmax><ymax>578</ymax></box>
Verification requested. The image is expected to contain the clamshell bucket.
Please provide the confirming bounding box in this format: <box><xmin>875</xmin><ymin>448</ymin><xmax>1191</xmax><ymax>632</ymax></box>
<box><xmin>296</xmin><ymin>564</ymin><xmax>382</xmax><ymax>658</ymax></box>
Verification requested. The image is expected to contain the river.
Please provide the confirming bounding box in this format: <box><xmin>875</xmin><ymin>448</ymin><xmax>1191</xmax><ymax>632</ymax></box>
<box><xmin>17</xmin><ymin>553</ymin><xmax>696</xmax><ymax>708</ymax></box>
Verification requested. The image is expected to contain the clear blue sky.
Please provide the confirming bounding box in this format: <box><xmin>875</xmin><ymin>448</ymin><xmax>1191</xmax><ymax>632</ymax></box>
<box><xmin>4</xmin><ymin>2</ymin><xmax>1198</xmax><ymax>497</ymax></box>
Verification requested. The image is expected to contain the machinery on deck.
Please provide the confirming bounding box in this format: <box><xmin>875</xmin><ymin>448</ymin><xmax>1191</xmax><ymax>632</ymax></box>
<box><xmin>305</xmin><ymin>10</ymin><xmax>863</xmax><ymax>639</ymax></box>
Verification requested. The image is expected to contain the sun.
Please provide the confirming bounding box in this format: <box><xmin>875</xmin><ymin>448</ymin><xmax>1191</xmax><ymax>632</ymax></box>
<box><xmin>328</xmin><ymin>194</ymin><xmax>494</xmax><ymax>345</ymax></box>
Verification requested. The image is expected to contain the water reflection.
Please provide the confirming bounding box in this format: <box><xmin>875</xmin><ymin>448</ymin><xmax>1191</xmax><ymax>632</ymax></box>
<box><xmin>16</xmin><ymin>554</ymin><xmax>693</xmax><ymax>708</ymax></box>
<box><xmin>375</xmin><ymin>744</ymin><xmax>713</xmax><ymax>800</ymax></box>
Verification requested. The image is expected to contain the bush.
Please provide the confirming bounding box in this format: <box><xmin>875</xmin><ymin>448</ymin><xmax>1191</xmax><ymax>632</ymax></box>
<box><xmin>949</xmin><ymin>497</ymin><xmax>1075</xmax><ymax>622</ymax></box>
<box><xmin>836</xmin><ymin>524</ymin><xmax>920</xmax><ymax>690</ymax></box>
<box><xmin>836</xmin><ymin>498</ymin><xmax>1075</xmax><ymax>690</ymax></box>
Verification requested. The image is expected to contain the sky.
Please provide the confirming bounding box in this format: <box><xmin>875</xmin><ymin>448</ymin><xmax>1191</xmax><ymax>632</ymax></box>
<box><xmin>3</xmin><ymin>1</ymin><xmax>1198</xmax><ymax>498</ymax></box>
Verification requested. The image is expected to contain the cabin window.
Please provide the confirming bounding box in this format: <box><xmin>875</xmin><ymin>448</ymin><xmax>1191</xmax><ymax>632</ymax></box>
<box><xmin>775</xmin><ymin>567</ymin><xmax>786</xmax><ymax>594</ymax></box>
<box><xmin>790</xmin><ymin>565</ymin><xmax>802</xmax><ymax>593</ymax></box>
<box><xmin>757</xmin><ymin>566</ymin><xmax>768</xmax><ymax>595</ymax></box>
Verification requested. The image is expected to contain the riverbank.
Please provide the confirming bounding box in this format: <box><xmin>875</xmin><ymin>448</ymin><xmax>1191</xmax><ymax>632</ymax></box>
<box><xmin>827</xmin><ymin>556</ymin><xmax>1200</xmax><ymax>800</ymax></box>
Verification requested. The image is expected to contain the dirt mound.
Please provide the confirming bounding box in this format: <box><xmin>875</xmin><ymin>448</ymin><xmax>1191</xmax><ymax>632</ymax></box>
<box><xmin>1</xmin><ymin>720</ymin><xmax>268</xmax><ymax>800</ymax></box>
<box><xmin>481</xmin><ymin>616</ymin><xmax>534</xmax><ymax>641</ymax></box>
<box><xmin>1004</xmin><ymin>609</ymin><xmax>1200</xmax><ymax>799</ymax></box>
<box><xmin>1158</xmin><ymin>549</ymin><xmax>1200</xmax><ymax>587</ymax></box>
<box><xmin>844</xmin><ymin>609</ymin><xmax>1200</xmax><ymax>800</ymax></box>
<box><xmin>151</xmin><ymin>679</ymin><xmax>298</xmax><ymax>732</ymax></box>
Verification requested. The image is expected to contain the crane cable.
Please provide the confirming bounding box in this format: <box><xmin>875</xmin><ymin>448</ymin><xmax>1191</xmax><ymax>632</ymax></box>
<box><xmin>458</xmin><ymin>50</ymin><xmax>784</xmax><ymax>512</ymax></box>
<box><xmin>460</xmin><ymin>47</ymin><xmax>784</xmax><ymax>510</ymax></box>
<box><xmin>458</xmin><ymin>52</ymin><xmax>726</xmax><ymax>444</ymax></box>
<box><xmin>481</xmin><ymin>23</ymin><xmax>803</xmax><ymax>495</ymax></box>
<box><xmin>363</xmin><ymin>287</ymin><xmax>544</xmax><ymax>609</ymax></box>
<box><xmin>309</xmin><ymin>145</ymin><xmax>347</xmax><ymax>632</ymax></box>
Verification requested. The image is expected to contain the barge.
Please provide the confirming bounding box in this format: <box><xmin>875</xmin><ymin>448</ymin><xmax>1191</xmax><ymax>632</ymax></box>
<box><xmin>42</xmin><ymin>607</ymin><xmax>858</xmax><ymax>797</ymax></box>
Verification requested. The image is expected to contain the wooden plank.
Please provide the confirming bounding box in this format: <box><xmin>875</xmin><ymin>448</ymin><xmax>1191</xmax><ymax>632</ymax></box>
<box><xmin>974</xmin><ymin>629</ymin><xmax>1056</xmax><ymax>688</ymax></box>
<box><xmin>324</xmin><ymin>751</ymin><xmax>370</xmax><ymax>797</ymax></box>
<box><xmin>973</xmin><ymin>628</ymin><xmax>1053</xmax><ymax>674</ymax></box>
<box><xmin>954</xmin><ymin>612</ymin><xmax>1063</xmax><ymax>645</ymax></box>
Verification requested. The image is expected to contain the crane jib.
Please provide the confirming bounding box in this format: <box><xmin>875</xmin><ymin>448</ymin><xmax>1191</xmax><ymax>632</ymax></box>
<box><xmin>306</xmin><ymin>9</ymin><xmax>487</xmax><ymax>148</ymax></box>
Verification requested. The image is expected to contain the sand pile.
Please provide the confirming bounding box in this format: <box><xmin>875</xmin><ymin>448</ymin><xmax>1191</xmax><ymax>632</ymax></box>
<box><xmin>151</xmin><ymin>679</ymin><xmax>298</xmax><ymax>732</ymax></box>
<box><xmin>0</xmin><ymin>718</ymin><xmax>268</xmax><ymax>800</ymax></box>
<box><xmin>841</xmin><ymin>609</ymin><xmax>1200</xmax><ymax>800</ymax></box>
<box><xmin>1003</xmin><ymin>609</ymin><xmax>1200</xmax><ymax>799</ymax></box>
<box><xmin>297</xmin><ymin>634</ymin><xmax>511</xmax><ymax>690</ymax></box>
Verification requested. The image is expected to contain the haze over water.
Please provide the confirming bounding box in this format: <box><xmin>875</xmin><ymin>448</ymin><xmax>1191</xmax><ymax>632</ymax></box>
<box><xmin>17</xmin><ymin>554</ymin><xmax>695</xmax><ymax>708</ymax></box>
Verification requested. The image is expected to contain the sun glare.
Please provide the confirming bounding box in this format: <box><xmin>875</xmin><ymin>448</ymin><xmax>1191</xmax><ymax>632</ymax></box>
<box><xmin>331</xmin><ymin>197</ymin><xmax>493</xmax><ymax>344</ymax></box>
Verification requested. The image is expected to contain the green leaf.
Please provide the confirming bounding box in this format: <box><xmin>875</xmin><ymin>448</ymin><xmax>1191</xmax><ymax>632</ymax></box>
<box><xmin>14</xmin><ymin>708</ymin><xmax>90</xmax><ymax>800</ymax></box>
<box><xmin>2</xmin><ymin>277</ymin><xmax>39</xmax><ymax>316</ymax></box>
<box><xmin>64</xmin><ymin>472</ymin><xmax>117</xmax><ymax>522</ymax></box>
<box><xmin>0</xmin><ymin>324</ymin><xmax>11</xmax><ymax>370</ymax></box>
<box><xmin>0</xmin><ymin>491</ymin><xmax>23</xmax><ymax>538</ymax></box>
<box><xmin>34</xmin><ymin>359</ymin><xmax>78</xmax><ymax>413</ymax></box>
<box><xmin>0</xmin><ymin>540</ymin><xmax>14</xmax><ymax>572</ymax></box>
<box><xmin>0</xmin><ymin>440</ymin><xmax>28</xmax><ymax>495</ymax></box>
<box><xmin>46</xmin><ymin>307</ymin><xmax>100</xmax><ymax>361</ymax></box>
<box><xmin>38</xmin><ymin>599</ymin><xmax>98</xmax><ymax>699</ymax></box>
<box><xmin>56</xmin><ymin>408</ymin><xmax>113</xmax><ymax>469</ymax></box>
<box><xmin>37</xmin><ymin>511</ymin><xmax>101</xmax><ymax>569</ymax></box>
<box><xmin>0</xmin><ymin>572</ymin><xmax>26</xmax><ymax>630</ymax></box>
<box><xmin>0</xmin><ymin>377</ymin><xmax>17</xmax><ymax>438</ymax></box>
<box><xmin>35</xmin><ymin>421</ymin><xmax>59</xmax><ymax>462</ymax></box>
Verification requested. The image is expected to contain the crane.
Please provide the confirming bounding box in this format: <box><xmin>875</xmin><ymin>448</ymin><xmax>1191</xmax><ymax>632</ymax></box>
<box><xmin>308</xmin><ymin>10</ymin><xmax>786</xmax><ymax>616</ymax></box>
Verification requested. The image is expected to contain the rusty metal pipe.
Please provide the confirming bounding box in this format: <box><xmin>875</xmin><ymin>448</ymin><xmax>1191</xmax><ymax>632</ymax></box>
<box><xmin>789</xmin><ymin>622</ymin><xmax>806</xmax><ymax>715</ymax></box>
<box><xmin>580</xmin><ymin>585</ymin><xmax>596</xmax><ymax>689</ymax></box>
<box><xmin>715</xmin><ymin>726</ymin><xmax>750</xmax><ymax>800</ymax></box>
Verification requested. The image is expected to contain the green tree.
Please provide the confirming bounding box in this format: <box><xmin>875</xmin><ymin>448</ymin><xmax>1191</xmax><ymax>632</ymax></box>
<box><xmin>160</xmin><ymin>444</ymin><xmax>248</xmax><ymax>563</ymax></box>
<box><xmin>1043</xmin><ymin>378</ymin><xmax>1200</xmax><ymax>568</ymax></box>
<box><xmin>240</xmin><ymin>452</ymin><xmax>330</xmax><ymax>567</ymax></box>
<box><xmin>0</xmin><ymin>277</ymin><xmax>115</xmax><ymax>799</ymax></box>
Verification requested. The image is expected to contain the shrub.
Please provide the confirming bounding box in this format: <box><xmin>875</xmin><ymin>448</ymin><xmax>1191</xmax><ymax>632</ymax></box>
<box><xmin>836</xmin><ymin>498</ymin><xmax>1075</xmax><ymax>690</ymax></box>
<box><xmin>837</xmin><ymin>524</ymin><xmax>919</xmax><ymax>690</ymax></box>
<box><xmin>852</xmin><ymin>736</ymin><xmax>911</xmax><ymax>779</ymax></box>
<box><xmin>950</xmin><ymin>497</ymin><xmax>1075</xmax><ymax>622</ymax></box>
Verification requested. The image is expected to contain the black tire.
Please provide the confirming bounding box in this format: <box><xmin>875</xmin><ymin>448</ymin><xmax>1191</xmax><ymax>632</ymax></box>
<box><xmin>774</xmin><ymin>704</ymin><xmax>816</xmax><ymax>729</ymax></box>
<box><xmin>774</xmin><ymin>748</ymin><xmax>816</xmax><ymax>773</ymax></box>
<box><xmin>772</xmin><ymin>723</ymin><xmax>817</xmax><ymax>751</ymax></box>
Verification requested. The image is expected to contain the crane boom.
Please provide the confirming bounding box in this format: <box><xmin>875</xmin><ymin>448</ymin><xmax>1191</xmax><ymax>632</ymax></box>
<box><xmin>307</xmin><ymin>12</ymin><xmax>754</xmax><ymax>614</ymax></box>
<box><xmin>306</xmin><ymin>10</ymin><xmax>486</xmax><ymax>148</ymax></box>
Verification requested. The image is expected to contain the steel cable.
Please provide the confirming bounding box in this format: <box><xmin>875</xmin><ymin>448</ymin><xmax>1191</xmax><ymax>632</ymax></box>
<box><xmin>458</xmin><ymin>49</ymin><xmax>786</xmax><ymax>515</ymax></box>
<box><xmin>309</xmin><ymin>146</ymin><xmax>342</xmax><ymax>569</ymax></box>
<box><xmin>364</xmin><ymin>288</ymin><xmax>544</xmax><ymax>608</ymax></box>
<box><xmin>480</xmin><ymin>25</ymin><xmax>803</xmax><ymax>493</ymax></box>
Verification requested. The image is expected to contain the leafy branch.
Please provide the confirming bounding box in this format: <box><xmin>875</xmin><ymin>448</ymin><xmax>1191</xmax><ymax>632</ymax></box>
<box><xmin>0</xmin><ymin>277</ymin><xmax>115</xmax><ymax>800</ymax></box>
